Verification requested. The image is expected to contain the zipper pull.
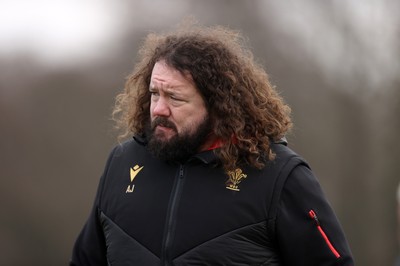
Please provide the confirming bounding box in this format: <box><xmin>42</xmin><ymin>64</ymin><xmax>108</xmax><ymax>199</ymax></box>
<box><xmin>308</xmin><ymin>210</ymin><xmax>320</xmax><ymax>226</ymax></box>
<box><xmin>308</xmin><ymin>209</ymin><xmax>341</xmax><ymax>259</ymax></box>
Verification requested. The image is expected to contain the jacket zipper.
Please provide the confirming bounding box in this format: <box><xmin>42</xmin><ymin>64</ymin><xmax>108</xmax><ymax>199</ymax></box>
<box><xmin>308</xmin><ymin>209</ymin><xmax>341</xmax><ymax>259</ymax></box>
<box><xmin>161</xmin><ymin>165</ymin><xmax>185</xmax><ymax>266</ymax></box>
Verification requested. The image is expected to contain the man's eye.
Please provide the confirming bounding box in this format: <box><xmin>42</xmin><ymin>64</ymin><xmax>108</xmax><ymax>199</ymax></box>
<box><xmin>170</xmin><ymin>96</ymin><xmax>181</xmax><ymax>101</ymax></box>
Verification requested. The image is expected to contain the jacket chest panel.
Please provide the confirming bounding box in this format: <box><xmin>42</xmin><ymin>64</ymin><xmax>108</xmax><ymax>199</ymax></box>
<box><xmin>171</xmin><ymin>166</ymin><xmax>273</xmax><ymax>258</ymax></box>
<box><xmin>100</xmin><ymin>147</ymin><xmax>276</xmax><ymax>260</ymax></box>
<box><xmin>101</xmin><ymin>156</ymin><xmax>179</xmax><ymax>256</ymax></box>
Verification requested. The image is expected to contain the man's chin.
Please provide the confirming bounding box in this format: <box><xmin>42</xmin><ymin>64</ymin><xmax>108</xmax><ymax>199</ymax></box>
<box><xmin>146</xmin><ymin>115</ymin><xmax>211</xmax><ymax>163</ymax></box>
<box><xmin>154</xmin><ymin>130</ymin><xmax>177</xmax><ymax>142</ymax></box>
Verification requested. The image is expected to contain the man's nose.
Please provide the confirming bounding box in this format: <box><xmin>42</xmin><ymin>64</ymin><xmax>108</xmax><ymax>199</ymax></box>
<box><xmin>152</xmin><ymin>97</ymin><xmax>171</xmax><ymax>117</ymax></box>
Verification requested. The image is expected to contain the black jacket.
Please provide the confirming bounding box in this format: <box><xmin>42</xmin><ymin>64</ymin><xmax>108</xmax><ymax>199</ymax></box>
<box><xmin>71</xmin><ymin>137</ymin><xmax>354</xmax><ymax>265</ymax></box>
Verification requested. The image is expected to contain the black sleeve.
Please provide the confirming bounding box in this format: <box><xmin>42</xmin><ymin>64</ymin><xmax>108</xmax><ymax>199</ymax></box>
<box><xmin>276</xmin><ymin>165</ymin><xmax>354</xmax><ymax>266</ymax></box>
<box><xmin>70</xmin><ymin>147</ymin><xmax>117</xmax><ymax>266</ymax></box>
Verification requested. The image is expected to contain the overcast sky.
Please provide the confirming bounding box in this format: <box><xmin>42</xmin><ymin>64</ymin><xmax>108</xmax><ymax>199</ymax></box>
<box><xmin>0</xmin><ymin>0</ymin><xmax>123</xmax><ymax>64</ymax></box>
<box><xmin>0</xmin><ymin>0</ymin><xmax>398</xmax><ymax>89</ymax></box>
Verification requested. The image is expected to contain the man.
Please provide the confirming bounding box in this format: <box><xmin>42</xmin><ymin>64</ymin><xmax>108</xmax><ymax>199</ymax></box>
<box><xmin>71</xmin><ymin>24</ymin><xmax>354</xmax><ymax>265</ymax></box>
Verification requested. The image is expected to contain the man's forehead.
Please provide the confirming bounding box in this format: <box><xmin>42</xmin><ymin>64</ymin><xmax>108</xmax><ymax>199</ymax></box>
<box><xmin>150</xmin><ymin>65</ymin><xmax>194</xmax><ymax>90</ymax></box>
<box><xmin>152</xmin><ymin>60</ymin><xmax>193</xmax><ymax>77</ymax></box>
<box><xmin>149</xmin><ymin>80</ymin><xmax>180</xmax><ymax>90</ymax></box>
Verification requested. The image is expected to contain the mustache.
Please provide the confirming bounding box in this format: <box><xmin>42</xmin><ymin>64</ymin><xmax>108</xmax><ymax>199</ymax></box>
<box><xmin>151</xmin><ymin>117</ymin><xmax>177</xmax><ymax>131</ymax></box>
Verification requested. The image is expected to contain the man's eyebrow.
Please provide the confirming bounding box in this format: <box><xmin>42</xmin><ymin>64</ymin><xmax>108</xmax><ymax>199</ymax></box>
<box><xmin>149</xmin><ymin>82</ymin><xmax>171</xmax><ymax>90</ymax></box>
<box><xmin>149</xmin><ymin>83</ymin><xmax>182</xmax><ymax>92</ymax></box>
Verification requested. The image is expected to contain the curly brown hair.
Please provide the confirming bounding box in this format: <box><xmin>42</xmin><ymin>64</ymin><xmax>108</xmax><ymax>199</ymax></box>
<box><xmin>113</xmin><ymin>23</ymin><xmax>292</xmax><ymax>172</ymax></box>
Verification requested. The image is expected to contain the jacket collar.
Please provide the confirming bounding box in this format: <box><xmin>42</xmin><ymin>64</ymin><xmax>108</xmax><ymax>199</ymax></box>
<box><xmin>133</xmin><ymin>135</ymin><xmax>288</xmax><ymax>165</ymax></box>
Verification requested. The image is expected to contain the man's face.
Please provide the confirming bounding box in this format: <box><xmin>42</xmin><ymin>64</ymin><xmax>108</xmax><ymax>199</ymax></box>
<box><xmin>146</xmin><ymin>60</ymin><xmax>211</xmax><ymax>161</ymax></box>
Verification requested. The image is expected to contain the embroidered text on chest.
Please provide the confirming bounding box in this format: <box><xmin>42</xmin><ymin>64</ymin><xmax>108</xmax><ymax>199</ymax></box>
<box><xmin>126</xmin><ymin>164</ymin><xmax>144</xmax><ymax>193</ymax></box>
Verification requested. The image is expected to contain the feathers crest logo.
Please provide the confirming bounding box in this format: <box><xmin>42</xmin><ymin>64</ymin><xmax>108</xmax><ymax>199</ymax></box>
<box><xmin>226</xmin><ymin>168</ymin><xmax>247</xmax><ymax>191</ymax></box>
